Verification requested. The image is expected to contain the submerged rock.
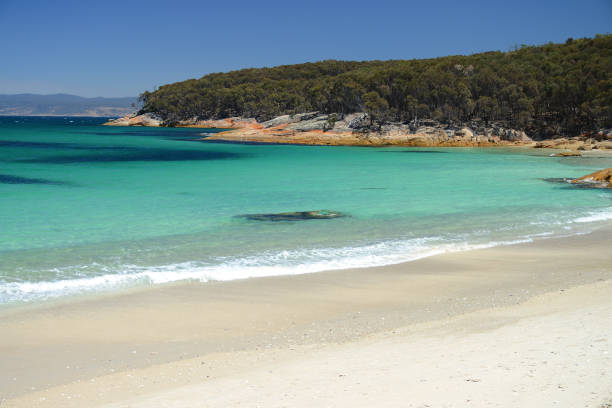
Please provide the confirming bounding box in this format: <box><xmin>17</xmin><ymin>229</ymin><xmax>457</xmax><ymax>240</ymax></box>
<box><xmin>236</xmin><ymin>210</ymin><xmax>346</xmax><ymax>221</ymax></box>
<box><xmin>541</xmin><ymin>177</ymin><xmax>597</xmax><ymax>189</ymax></box>
<box><xmin>550</xmin><ymin>151</ymin><xmax>582</xmax><ymax>157</ymax></box>
<box><xmin>542</xmin><ymin>177</ymin><xmax>572</xmax><ymax>184</ymax></box>
<box><xmin>571</xmin><ymin>168</ymin><xmax>612</xmax><ymax>189</ymax></box>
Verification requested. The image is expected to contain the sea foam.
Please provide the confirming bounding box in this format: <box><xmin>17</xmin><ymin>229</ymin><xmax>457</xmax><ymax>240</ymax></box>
<box><xmin>0</xmin><ymin>234</ymin><xmax>537</xmax><ymax>305</ymax></box>
<box><xmin>3</xmin><ymin>207</ymin><xmax>612</xmax><ymax>306</ymax></box>
<box><xmin>572</xmin><ymin>207</ymin><xmax>612</xmax><ymax>223</ymax></box>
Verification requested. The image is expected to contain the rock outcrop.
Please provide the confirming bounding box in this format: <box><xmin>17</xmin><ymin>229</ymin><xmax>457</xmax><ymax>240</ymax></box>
<box><xmin>104</xmin><ymin>113</ymin><xmax>162</xmax><ymax>127</ymax></box>
<box><xmin>103</xmin><ymin>112</ymin><xmax>612</xmax><ymax>149</ymax></box>
<box><xmin>261</xmin><ymin>112</ymin><xmax>321</xmax><ymax>128</ymax></box>
<box><xmin>571</xmin><ymin>168</ymin><xmax>612</xmax><ymax>189</ymax></box>
<box><xmin>286</xmin><ymin>115</ymin><xmax>331</xmax><ymax>131</ymax></box>
<box><xmin>261</xmin><ymin>115</ymin><xmax>299</xmax><ymax>128</ymax></box>
<box><xmin>534</xmin><ymin>137</ymin><xmax>612</xmax><ymax>151</ymax></box>
<box><xmin>191</xmin><ymin>113</ymin><xmax>537</xmax><ymax>147</ymax></box>
<box><xmin>104</xmin><ymin>114</ymin><xmax>260</xmax><ymax>129</ymax></box>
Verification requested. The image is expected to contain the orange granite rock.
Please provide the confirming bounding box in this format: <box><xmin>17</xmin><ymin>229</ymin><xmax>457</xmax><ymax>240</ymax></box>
<box><xmin>103</xmin><ymin>113</ymin><xmax>549</xmax><ymax>148</ymax></box>
<box><xmin>571</xmin><ymin>168</ymin><xmax>612</xmax><ymax>188</ymax></box>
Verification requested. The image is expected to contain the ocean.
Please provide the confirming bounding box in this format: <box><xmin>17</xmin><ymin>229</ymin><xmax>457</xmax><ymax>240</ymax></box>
<box><xmin>1</xmin><ymin>116</ymin><xmax>611</xmax><ymax>306</ymax></box>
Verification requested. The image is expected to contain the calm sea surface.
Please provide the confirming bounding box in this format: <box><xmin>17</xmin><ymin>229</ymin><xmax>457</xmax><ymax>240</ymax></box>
<box><xmin>1</xmin><ymin>116</ymin><xmax>611</xmax><ymax>305</ymax></box>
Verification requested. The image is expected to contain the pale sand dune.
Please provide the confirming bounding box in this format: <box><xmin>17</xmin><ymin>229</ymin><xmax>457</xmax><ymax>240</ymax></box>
<box><xmin>2</xmin><ymin>227</ymin><xmax>611</xmax><ymax>407</ymax></box>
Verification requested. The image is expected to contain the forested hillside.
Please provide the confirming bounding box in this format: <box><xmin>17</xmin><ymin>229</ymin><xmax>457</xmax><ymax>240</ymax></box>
<box><xmin>140</xmin><ymin>35</ymin><xmax>611</xmax><ymax>138</ymax></box>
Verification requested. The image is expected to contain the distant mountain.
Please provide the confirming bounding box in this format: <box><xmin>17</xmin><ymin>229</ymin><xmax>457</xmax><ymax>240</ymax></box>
<box><xmin>0</xmin><ymin>93</ymin><xmax>138</xmax><ymax>117</ymax></box>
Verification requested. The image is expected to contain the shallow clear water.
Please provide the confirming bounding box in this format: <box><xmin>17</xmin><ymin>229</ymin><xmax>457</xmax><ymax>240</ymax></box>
<box><xmin>1</xmin><ymin>116</ymin><xmax>611</xmax><ymax>305</ymax></box>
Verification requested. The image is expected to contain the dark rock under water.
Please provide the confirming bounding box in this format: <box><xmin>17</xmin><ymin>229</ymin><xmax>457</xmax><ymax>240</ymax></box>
<box><xmin>542</xmin><ymin>177</ymin><xmax>573</xmax><ymax>184</ymax></box>
<box><xmin>236</xmin><ymin>210</ymin><xmax>346</xmax><ymax>222</ymax></box>
<box><xmin>15</xmin><ymin>148</ymin><xmax>242</xmax><ymax>164</ymax></box>
<box><xmin>0</xmin><ymin>174</ymin><xmax>70</xmax><ymax>185</ymax></box>
<box><xmin>541</xmin><ymin>177</ymin><xmax>612</xmax><ymax>190</ymax></box>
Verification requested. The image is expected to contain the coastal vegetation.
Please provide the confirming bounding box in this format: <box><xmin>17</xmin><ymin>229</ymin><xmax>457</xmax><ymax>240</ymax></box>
<box><xmin>139</xmin><ymin>35</ymin><xmax>611</xmax><ymax>138</ymax></box>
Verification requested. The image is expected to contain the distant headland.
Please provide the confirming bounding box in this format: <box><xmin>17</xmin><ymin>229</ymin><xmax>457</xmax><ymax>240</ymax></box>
<box><xmin>0</xmin><ymin>94</ymin><xmax>137</xmax><ymax>117</ymax></box>
<box><xmin>105</xmin><ymin>35</ymin><xmax>612</xmax><ymax>149</ymax></box>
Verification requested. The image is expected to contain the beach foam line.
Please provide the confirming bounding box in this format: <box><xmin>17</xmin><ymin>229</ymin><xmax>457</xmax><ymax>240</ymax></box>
<box><xmin>6</xmin><ymin>205</ymin><xmax>612</xmax><ymax>306</ymax></box>
<box><xmin>572</xmin><ymin>207</ymin><xmax>612</xmax><ymax>223</ymax></box>
<box><xmin>0</xmin><ymin>234</ymin><xmax>542</xmax><ymax>305</ymax></box>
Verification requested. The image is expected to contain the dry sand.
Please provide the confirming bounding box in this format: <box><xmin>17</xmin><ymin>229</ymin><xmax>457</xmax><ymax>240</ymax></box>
<box><xmin>1</xmin><ymin>227</ymin><xmax>611</xmax><ymax>407</ymax></box>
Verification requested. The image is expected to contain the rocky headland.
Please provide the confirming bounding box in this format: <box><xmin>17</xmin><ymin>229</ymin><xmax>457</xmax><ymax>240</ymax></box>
<box><xmin>105</xmin><ymin>112</ymin><xmax>612</xmax><ymax>149</ymax></box>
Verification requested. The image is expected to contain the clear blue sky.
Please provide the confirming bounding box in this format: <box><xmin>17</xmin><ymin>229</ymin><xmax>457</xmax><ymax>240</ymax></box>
<box><xmin>1</xmin><ymin>0</ymin><xmax>610</xmax><ymax>97</ymax></box>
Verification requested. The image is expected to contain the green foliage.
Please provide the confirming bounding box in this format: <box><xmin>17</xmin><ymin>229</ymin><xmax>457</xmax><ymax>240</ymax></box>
<box><xmin>140</xmin><ymin>35</ymin><xmax>612</xmax><ymax>137</ymax></box>
<box><xmin>325</xmin><ymin>113</ymin><xmax>339</xmax><ymax>131</ymax></box>
<box><xmin>363</xmin><ymin>91</ymin><xmax>390</xmax><ymax>125</ymax></box>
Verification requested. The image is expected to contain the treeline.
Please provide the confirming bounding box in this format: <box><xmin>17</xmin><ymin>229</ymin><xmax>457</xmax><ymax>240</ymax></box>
<box><xmin>140</xmin><ymin>35</ymin><xmax>611</xmax><ymax>138</ymax></box>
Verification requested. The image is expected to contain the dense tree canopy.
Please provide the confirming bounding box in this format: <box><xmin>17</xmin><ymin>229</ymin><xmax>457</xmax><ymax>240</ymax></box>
<box><xmin>140</xmin><ymin>35</ymin><xmax>611</xmax><ymax>138</ymax></box>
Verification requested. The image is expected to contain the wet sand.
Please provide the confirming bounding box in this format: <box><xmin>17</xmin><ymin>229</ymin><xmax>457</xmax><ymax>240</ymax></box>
<box><xmin>2</xmin><ymin>227</ymin><xmax>611</xmax><ymax>407</ymax></box>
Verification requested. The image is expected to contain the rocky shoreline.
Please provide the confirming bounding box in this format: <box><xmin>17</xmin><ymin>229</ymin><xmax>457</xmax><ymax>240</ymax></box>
<box><xmin>104</xmin><ymin>112</ymin><xmax>612</xmax><ymax>149</ymax></box>
<box><xmin>572</xmin><ymin>168</ymin><xmax>612</xmax><ymax>188</ymax></box>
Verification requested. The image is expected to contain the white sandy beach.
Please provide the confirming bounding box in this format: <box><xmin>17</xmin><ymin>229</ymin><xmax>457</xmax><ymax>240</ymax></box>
<box><xmin>103</xmin><ymin>280</ymin><xmax>612</xmax><ymax>408</ymax></box>
<box><xmin>2</xmin><ymin>227</ymin><xmax>611</xmax><ymax>408</ymax></box>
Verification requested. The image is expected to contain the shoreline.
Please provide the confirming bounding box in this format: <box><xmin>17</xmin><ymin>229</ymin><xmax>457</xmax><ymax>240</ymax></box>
<box><xmin>2</xmin><ymin>226</ymin><xmax>611</xmax><ymax>407</ymax></box>
<box><xmin>103</xmin><ymin>113</ymin><xmax>612</xmax><ymax>150</ymax></box>
<box><xmin>2</xmin><ymin>218</ymin><xmax>610</xmax><ymax>310</ymax></box>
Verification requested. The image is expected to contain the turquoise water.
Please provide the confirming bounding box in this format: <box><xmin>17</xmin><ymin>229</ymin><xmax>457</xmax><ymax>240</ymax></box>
<box><xmin>1</xmin><ymin>116</ymin><xmax>611</xmax><ymax>305</ymax></box>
